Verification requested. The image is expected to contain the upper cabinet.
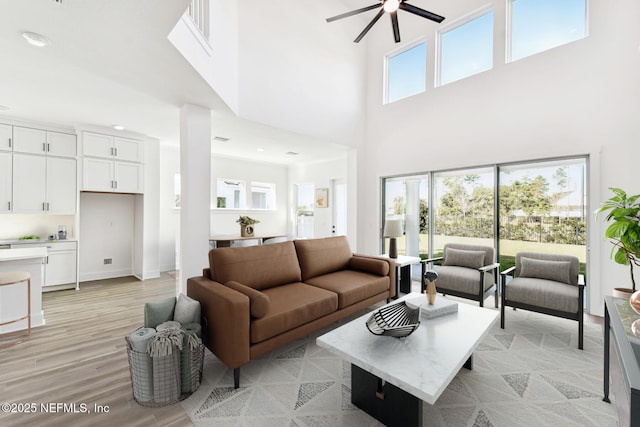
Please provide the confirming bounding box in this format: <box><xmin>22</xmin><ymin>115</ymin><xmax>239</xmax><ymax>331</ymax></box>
<box><xmin>13</xmin><ymin>126</ymin><xmax>76</xmax><ymax>157</ymax></box>
<box><xmin>83</xmin><ymin>132</ymin><xmax>143</xmax><ymax>163</ymax></box>
<box><xmin>82</xmin><ymin>131</ymin><xmax>144</xmax><ymax>194</ymax></box>
<box><xmin>0</xmin><ymin>124</ymin><xmax>12</xmax><ymax>151</ymax></box>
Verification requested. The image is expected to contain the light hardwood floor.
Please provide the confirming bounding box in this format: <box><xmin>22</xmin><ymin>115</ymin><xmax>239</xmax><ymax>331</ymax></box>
<box><xmin>0</xmin><ymin>273</ymin><xmax>193</xmax><ymax>427</ymax></box>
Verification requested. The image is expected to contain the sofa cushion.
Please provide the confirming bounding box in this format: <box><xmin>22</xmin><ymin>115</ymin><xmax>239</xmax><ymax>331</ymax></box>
<box><xmin>294</xmin><ymin>236</ymin><xmax>352</xmax><ymax>281</ymax></box>
<box><xmin>443</xmin><ymin>248</ymin><xmax>485</xmax><ymax>269</ymax></box>
<box><xmin>506</xmin><ymin>277</ymin><xmax>579</xmax><ymax>313</ymax></box>
<box><xmin>209</xmin><ymin>241</ymin><xmax>302</xmax><ymax>290</ymax></box>
<box><xmin>519</xmin><ymin>257</ymin><xmax>571</xmax><ymax>285</ymax></box>
<box><xmin>435</xmin><ymin>265</ymin><xmax>495</xmax><ymax>295</ymax></box>
<box><xmin>251</xmin><ymin>283</ymin><xmax>338</xmax><ymax>343</ymax></box>
<box><xmin>225</xmin><ymin>281</ymin><xmax>270</xmax><ymax>318</ymax></box>
<box><xmin>349</xmin><ymin>257</ymin><xmax>390</xmax><ymax>277</ymax></box>
<box><xmin>305</xmin><ymin>270</ymin><xmax>390</xmax><ymax>309</ymax></box>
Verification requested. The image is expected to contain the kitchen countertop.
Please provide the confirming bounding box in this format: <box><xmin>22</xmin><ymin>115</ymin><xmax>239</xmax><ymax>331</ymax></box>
<box><xmin>0</xmin><ymin>238</ymin><xmax>77</xmax><ymax>245</ymax></box>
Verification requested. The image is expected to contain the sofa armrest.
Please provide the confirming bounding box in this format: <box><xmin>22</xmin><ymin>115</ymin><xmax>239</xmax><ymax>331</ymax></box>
<box><xmin>349</xmin><ymin>256</ymin><xmax>390</xmax><ymax>276</ymax></box>
<box><xmin>352</xmin><ymin>254</ymin><xmax>396</xmax><ymax>299</ymax></box>
<box><xmin>187</xmin><ymin>276</ymin><xmax>250</xmax><ymax>369</ymax></box>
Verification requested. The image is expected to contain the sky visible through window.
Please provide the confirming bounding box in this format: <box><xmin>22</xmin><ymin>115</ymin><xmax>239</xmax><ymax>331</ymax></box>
<box><xmin>511</xmin><ymin>0</ymin><xmax>586</xmax><ymax>61</ymax></box>
<box><xmin>440</xmin><ymin>11</ymin><xmax>493</xmax><ymax>86</ymax></box>
<box><xmin>385</xmin><ymin>1</ymin><xmax>586</xmax><ymax>102</ymax></box>
<box><xmin>387</xmin><ymin>42</ymin><xmax>426</xmax><ymax>103</ymax></box>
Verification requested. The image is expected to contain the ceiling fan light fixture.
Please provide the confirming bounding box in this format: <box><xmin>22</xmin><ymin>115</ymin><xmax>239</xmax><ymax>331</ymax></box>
<box><xmin>383</xmin><ymin>0</ymin><xmax>400</xmax><ymax>13</ymax></box>
<box><xmin>21</xmin><ymin>31</ymin><xmax>51</xmax><ymax>48</ymax></box>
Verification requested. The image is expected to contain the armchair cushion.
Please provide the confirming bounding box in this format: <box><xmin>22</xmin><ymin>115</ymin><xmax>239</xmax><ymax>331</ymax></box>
<box><xmin>505</xmin><ymin>277</ymin><xmax>579</xmax><ymax>313</ymax></box>
<box><xmin>519</xmin><ymin>257</ymin><xmax>572</xmax><ymax>285</ymax></box>
<box><xmin>225</xmin><ymin>281</ymin><xmax>271</xmax><ymax>318</ymax></box>
<box><xmin>436</xmin><ymin>265</ymin><xmax>495</xmax><ymax>294</ymax></box>
<box><xmin>443</xmin><ymin>248</ymin><xmax>486</xmax><ymax>269</ymax></box>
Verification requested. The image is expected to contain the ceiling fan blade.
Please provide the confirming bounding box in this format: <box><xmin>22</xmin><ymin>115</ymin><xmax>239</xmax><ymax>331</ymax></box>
<box><xmin>390</xmin><ymin>11</ymin><xmax>401</xmax><ymax>43</ymax></box>
<box><xmin>326</xmin><ymin>4</ymin><xmax>382</xmax><ymax>23</ymax></box>
<box><xmin>354</xmin><ymin>9</ymin><xmax>385</xmax><ymax>43</ymax></box>
<box><xmin>399</xmin><ymin>2</ymin><xmax>445</xmax><ymax>23</ymax></box>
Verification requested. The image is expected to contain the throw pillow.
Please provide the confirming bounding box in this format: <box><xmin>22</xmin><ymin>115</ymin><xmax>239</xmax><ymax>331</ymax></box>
<box><xmin>442</xmin><ymin>248</ymin><xmax>486</xmax><ymax>269</ymax></box>
<box><xmin>144</xmin><ymin>296</ymin><xmax>176</xmax><ymax>329</ymax></box>
<box><xmin>519</xmin><ymin>257</ymin><xmax>572</xmax><ymax>285</ymax></box>
<box><xmin>173</xmin><ymin>293</ymin><xmax>201</xmax><ymax>324</ymax></box>
<box><xmin>225</xmin><ymin>281</ymin><xmax>271</xmax><ymax>318</ymax></box>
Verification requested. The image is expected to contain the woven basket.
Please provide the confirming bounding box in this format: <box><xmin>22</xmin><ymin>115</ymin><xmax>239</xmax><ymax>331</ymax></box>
<box><xmin>125</xmin><ymin>336</ymin><xmax>204</xmax><ymax>407</ymax></box>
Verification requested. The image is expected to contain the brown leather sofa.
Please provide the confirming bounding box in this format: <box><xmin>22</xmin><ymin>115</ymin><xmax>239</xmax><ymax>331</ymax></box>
<box><xmin>187</xmin><ymin>236</ymin><xmax>395</xmax><ymax>388</ymax></box>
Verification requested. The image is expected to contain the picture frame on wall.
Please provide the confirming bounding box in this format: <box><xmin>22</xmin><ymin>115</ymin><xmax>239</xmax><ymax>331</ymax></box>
<box><xmin>315</xmin><ymin>188</ymin><xmax>329</xmax><ymax>208</ymax></box>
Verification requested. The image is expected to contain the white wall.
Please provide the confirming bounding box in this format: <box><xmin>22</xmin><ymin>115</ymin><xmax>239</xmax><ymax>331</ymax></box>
<box><xmin>0</xmin><ymin>215</ymin><xmax>75</xmax><ymax>241</ymax></box>
<box><xmin>79</xmin><ymin>192</ymin><xmax>135</xmax><ymax>281</ymax></box>
<box><xmin>357</xmin><ymin>0</ymin><xmax>640</xmax><ymax>315</ymax></box>
<box><xmin>159</xmin><ymin>146</ymin><xmax>180</xmax><ymax>272</ymax></box>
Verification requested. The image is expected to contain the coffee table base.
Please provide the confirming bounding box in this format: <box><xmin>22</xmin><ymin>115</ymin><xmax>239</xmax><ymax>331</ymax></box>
<box><xmin>352</xmin><ymin>364</ymin><xmax>422</xmax><ymax>427</ymax></box>
<box><xmin>351</xmin><ymin>355</ymin><xmax>474</xmax><ymax>427</ymax></box>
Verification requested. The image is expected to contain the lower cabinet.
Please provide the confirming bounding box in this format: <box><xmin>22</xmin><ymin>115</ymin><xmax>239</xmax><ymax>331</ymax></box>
<box><xmin>45</xmin><ymin>241</ymin><xmax>78</xmax><ymax>287</ymax></box>
<box><xmin>10</xmin><ymin>241</ymin><xmax>77</xmax><ymax>289</ymax></box>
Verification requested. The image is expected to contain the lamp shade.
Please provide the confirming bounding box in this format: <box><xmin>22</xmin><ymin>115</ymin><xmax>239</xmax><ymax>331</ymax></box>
<box><xmin>383</xmin><ymin>219</ymin><xmax>403</xmax><ymax>238</ymax></box>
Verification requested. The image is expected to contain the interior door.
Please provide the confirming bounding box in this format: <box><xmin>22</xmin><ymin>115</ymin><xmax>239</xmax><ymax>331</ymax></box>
<box><xmin>331</xmin><ymin>179</ymin><xmax>347</xmax><ymax>236</ymax></box>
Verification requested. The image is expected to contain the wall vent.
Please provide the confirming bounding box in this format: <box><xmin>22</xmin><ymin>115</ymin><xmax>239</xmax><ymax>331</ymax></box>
<box><xmin>51</xmin><ymin>0</ymin><xmax>65</xmax><ymax>5</ymax></box>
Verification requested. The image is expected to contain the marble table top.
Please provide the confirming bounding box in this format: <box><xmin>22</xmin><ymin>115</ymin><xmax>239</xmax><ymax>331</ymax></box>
<box><xmin>316</xmin><ymin>292</ymin><xmax>499</xmax><ymax>404</ymax></box>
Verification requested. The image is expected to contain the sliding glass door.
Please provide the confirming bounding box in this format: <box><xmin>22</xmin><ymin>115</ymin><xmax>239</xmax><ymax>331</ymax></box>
<box><xmin>432</xmin><ymin>168</ymin><xmax>495</xmax><ymax>257</ymax></box>
<box><xmin>498</xmin><ymin>158</ymin><xmax>587</xmax><ymax>274</ymax></box>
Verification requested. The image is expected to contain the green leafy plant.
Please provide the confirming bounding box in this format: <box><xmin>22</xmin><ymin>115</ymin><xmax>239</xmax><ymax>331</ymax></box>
<box><xmin>236</xmin><ymin>216</ymin><xmax>260</xmax><ymax>226</ymax></box>
<box><xmin>595</xmin><ymin>187</ymin><xmax>640</xmax><ymax>292</ymax></box>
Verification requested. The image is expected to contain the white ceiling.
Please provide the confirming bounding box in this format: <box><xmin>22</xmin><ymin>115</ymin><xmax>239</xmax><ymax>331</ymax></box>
<box><xmin>0</xmin><ymin>0</ymin><xmax>350</xmax><ymax>165</ymax></box>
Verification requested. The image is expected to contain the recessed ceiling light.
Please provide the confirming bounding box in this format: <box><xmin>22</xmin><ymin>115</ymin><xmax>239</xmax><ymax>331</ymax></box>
<box><xmin>213</xmin><ymin>136</ymin><xmax>230</xmax><ymax>142</ymax></box>
<box><xmin>257</xmin><ymin>148</ymin><xmax>264</xmax><ymax>152</ymax></box>
<box><xmin>22</xmin><ymin>31</ymin><xmax>51</xmax><ymax>48</ymax></box>
<box><xmin>112</xmin><ymin>125</ymin><xmax>124</xmax><ymax>131</ymax></box>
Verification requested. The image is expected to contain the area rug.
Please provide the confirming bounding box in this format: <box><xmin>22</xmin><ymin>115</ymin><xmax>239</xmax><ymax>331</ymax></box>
<box><xmin>181</xmin><ymin>306</ymin><xmax>618</xmax><ymax>427</ymax></box>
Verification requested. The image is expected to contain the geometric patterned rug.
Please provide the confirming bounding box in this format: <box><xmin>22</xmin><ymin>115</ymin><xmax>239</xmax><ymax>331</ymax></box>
<box><xmin>181</xmin><ymin>304</ymin><xmax>618</xmax><ymax>426</ymax></box>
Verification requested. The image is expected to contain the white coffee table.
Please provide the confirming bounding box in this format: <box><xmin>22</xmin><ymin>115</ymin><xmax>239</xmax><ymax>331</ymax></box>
<box><xmin>316</xmin><ymin>293</ymin><xmax>499</xmax><ymax>426</ymax></box>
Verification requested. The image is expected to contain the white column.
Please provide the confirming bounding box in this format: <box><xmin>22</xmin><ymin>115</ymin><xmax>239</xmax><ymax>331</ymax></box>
<box><xmin>178</xmin><ymin>104</ymin><xmax>211</xmax><ymax>294</ymax></box>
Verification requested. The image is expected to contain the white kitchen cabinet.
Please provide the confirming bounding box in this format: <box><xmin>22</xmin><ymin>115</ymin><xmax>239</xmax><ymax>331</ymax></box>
<box><xmin>13</xmin><ymin>126</ymin><xmax>46</xmax><ymax>154</ymax></box>
<box><xmin>0</xmin><ymin>152</ymin><xmax>11</xmax><ymax>212</ymax></box>
<box><xmin>12</xmin><ymin>154</ymin><xmax>76</xmax><ymax>214</ymax></box>
<box><xmin>45</xmin><ymin>241</ymin><xmax>77</xmax><ymax>287</ymax></box>
<box><xmin>46</xmin><ymin>157</ymin><xmax>77</xmax><ymax>214</ymax></box>
<box><xmin>83</xmin><ymin>157</ymin><xmax>143</xmax><ymax>194</ymax></box>
<box><xmin>83</xmin><ymin>132</ymin><xmax>143</xmax><ymax>162</ymax></box>
<box><xmin>0</xmin><ymin>124</ymin><xmax>12</xmax><ymax>151</ymax></box>
<box><xmin>46</xmin><ymin>132</ymin><xmax>77</xmax><ymax>157</ymax></box>
<box><xmin>13</xmin><ymin>126</ymin><xmax>76</xmax><ymax>157</ymax></box>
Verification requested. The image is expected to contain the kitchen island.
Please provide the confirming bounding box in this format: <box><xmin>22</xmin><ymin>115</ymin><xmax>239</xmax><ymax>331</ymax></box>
<box><xmin>0</xmin><ymin>247</ymin><xmax>46</xmax><ymax>334</ymax></box>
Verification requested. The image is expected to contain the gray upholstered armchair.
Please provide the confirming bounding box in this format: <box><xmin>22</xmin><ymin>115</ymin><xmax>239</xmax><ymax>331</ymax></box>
<box><xmin>420</xmin><ymin>243</ymin><xmax>500</xmax><ymax>307</ymax></box>
<box><xmin>500</xmin><ymin>252</ymin><xmax>585</xmax><ymax>349</ymax></box>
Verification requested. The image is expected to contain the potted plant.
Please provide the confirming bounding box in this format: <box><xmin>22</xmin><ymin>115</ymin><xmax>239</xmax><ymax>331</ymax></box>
<box><xmin>595</xmin><ymin>187</ymin><xmax>640</xmax><ymax>298</ymax></box>
<box><xmin>236</xmin><ymin>216</ymin><xmax>260</xmax><ymax>237</ymax></box>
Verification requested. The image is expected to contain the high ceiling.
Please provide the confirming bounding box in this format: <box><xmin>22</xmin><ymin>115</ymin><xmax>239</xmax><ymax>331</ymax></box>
<box><xmin>0</xmin><ymin>0</ymin><xmax>350</xmax><ymax>164</ymax></box>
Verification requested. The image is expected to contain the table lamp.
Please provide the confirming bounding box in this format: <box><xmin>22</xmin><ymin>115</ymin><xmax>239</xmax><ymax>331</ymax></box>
<box><xmin>383</xmin><ymin>219</ymin><xmax>403</xmax><ymax>259</ymax></box>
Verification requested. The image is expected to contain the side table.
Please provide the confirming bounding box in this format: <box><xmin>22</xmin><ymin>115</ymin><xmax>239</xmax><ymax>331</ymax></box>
<box><xmin>379</xmin><ymin>255</ymin><xmax>421</xmax><ymax>298</ymax></box>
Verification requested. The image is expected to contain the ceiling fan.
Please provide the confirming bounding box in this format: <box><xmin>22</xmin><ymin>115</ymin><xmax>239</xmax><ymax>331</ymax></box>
<box><xmin>326</xmin><ymin>0</ymin><xmax>445</xmax><ymax>44</ymax></box>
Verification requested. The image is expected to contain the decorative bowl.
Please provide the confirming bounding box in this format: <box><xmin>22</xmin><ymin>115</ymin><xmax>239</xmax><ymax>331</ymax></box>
<box><xmin>630</xmin><ymin>290</ymin><xmax>640</xmax><ymax>315</ymax></box>
<box><xmin>365</xmin><ymin>301</ymin><xmax>420</xmax><ymax>338</ymax></box>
